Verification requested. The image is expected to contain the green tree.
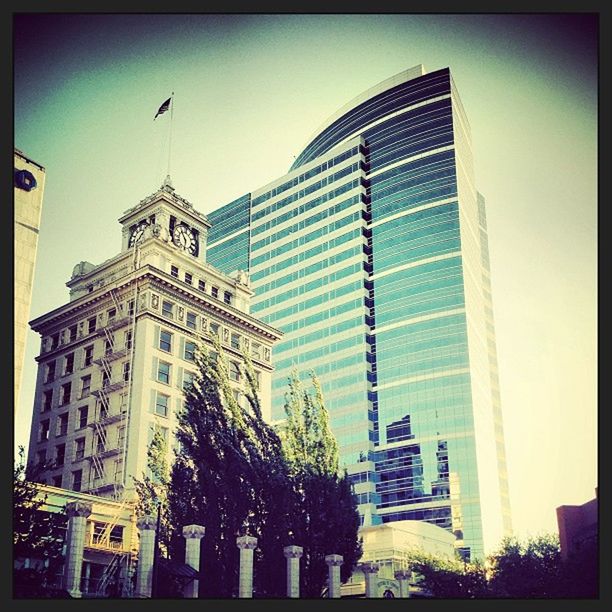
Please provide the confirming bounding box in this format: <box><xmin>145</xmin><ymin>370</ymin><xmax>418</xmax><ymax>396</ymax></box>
<box><xmin>167</xmin><ymin>336</ymin><xmax>292</xmax><ymax>597</ymax></box>
<box><xmin>13</xmin><ymin>447</ymin><xmax>66</xmax><ymax>597</ymax></box>
<box><xmin>280</xmin><ymin>369</ymin><xmax>362</xmax><ymax>597</ymax></box>
<box><xmin>487</xmin><ymin>534</ymin><xmax>564</xmax><ymax>598</ymax></box>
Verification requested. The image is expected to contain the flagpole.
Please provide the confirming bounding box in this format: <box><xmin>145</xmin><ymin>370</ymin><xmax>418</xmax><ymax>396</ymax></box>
<box><xmin>167</xmin><ymin>92</ymin><xmax>174</xmax><ymax>179</ymax></box>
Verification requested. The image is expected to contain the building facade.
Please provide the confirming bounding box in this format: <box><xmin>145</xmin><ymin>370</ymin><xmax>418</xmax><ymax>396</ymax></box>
<box><xmin>206</xmin><ymin>66</ymin><xmax>511</xmax><ymax>558</ymax></box>
<box><xmin>27</xmin><ymin>178</ymin><xmax>282</xmax><ymax>501</ymax></box>
<box><xmin>15</xmin><ymin>148</ymin><xmax>46</xmax><ymax>412</ymax></box>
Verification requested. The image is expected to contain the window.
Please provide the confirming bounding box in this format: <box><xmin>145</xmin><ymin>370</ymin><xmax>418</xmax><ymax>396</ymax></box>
<box><xmin>81</xmin><ymin>375</ymin><xmax>91</xmax><ymax>398</ymax></box>
<box><xmin>77</xmin><ymin>406</ymin><xmax>88</xmax><ymax>429</ymax></box>
<box><xmin>42</xmin><ymin>390</ymin><xmax>53</xmax><ymax>412</ymax></box>
<box><xmin>55</xmin><ymin>444</ymin><xmax>65</xmax><ymax>467</ymax></box>
<box><xmin>88</xmin><ymin>317</ymin><xmax>96</xmax><ymax>334</ymax></box>
<box><xmin>69</xmin><ymin>325</ymin><xmax>77</xmax><ymax>342</ymax></box>
<box><xmin>157</xmin><ymin>361</ymin><xmax>171</xmax><ymax>384</ymax></box>
<box><xmin>102</xmin><ymin>370</ymin><xmax>110</xmax><ymax>389</ymax></box>
<box><xmin>224</xmin><ymin>291</ymin><xmax>232</xmax><ymax>305</ymax></box>
<box><xmin>117</xmin><ymin>427</ymin><xmax>126</xmax><ymax>450</ymax></box>
<box><xmin>60</xmin><ymin>382</ymin><xmax>71</xmax><ymax>406</ymax></box>
<box><xmin>182</xmin><ymin>370</ymin><xmax>194</xmax><ymax>392</ymax></box>
<box><xmin>114</xmin><ymin>460</ymin><xmax>123</xmax><ymax>484</ymax></box>
<box><xmin>184</xmin><ymin>272</ymin><xmax>192</xmax><ymax>285</ymax></box>
<box><xmin>230</xmin><ymin>333</ymin><xmax>240</xmax><ymax>350</ymax></box>
<box><xmin>125</xmin><ymin>330</ymin><xmax>133</xmax><ymax>350</ymax></box>
<box><xmin>56</xmin><ymin>413</ymin><xmax>69</xmax><ymax>437</ymax></box>
<box><xmin>251</xmin><ymin>342</ymin><xmax>261</xmax><ymax>359</ymax></box>
<box><xmin>123</xmin><ymin>362</ymin><xmax>131</xmax><ymax>382</ymax></box>
<box><xmin>95</xmin><ymin>432</ymin><xmax>105</xmax><ymax>454</ymax></box>
<box><xmin>36</xmin><ymin>449</ymin><xmax>46</xmax><ymax>467</ymax></box>
<box><xmin>119</xmin><ymin>393</ymin><xmax>128</xmax><ymax>413</ymax></box>
<box><xmin>128</xmin><ymin>299</ymin><xmax>135</xmax><ymax>317</ymax></box>
<box><xmin>52</xmin><ymin>474</ymin><xmax>62</xmax><ymax>488</ymax></box>
<box><xmin>209</xmin><ymin>322</ymin><xmax>219</xmax><ymax>337</ymax></box>
<box><xmin>186</xmin><ymin>312</ymin><xmax>197</xmax><ymax>330</ymax></box>
<box><xmin>198</xmin><ymin>279</ymin><xmax>206</xmax><ymax>292</ymax></box>
<box><xmin>63</xmin><ymin>353</ymin><xmax>74</xmax><ymax>375</ymax></box>
<box><xmin>155</xmin><ymin>393</ymin><xmax>169</xmax><ymax>417</ymax></box>
<box><xmin>211</xmin><ymin>286</ymin><xmax>218</xmax><ymax>299</ymax></box>
<box><xmin>50</xmin><ymin>333</ymin><xmax>60</xmax><ymax>350</ymax></box>
<box><xmin>159</xmin><ymin>330</ymin><xmax>173</xmax><ymax>352</ymax></box>
<box><xmin>171</xmin><ymin>265</ymin><xmax>179</xmax><ymax>278</ymax></box>
<box><xmin>45</xmin><ymin>360</ymin><xmax>56</xmax><ymax>383</ymax></box>
<box><xmin>184</xmin><ymin>341</ymin><xmax>196</xmax><ymax>362</ymax></box>
<box><xmin>105</xmin><ymin>335</ymin><xmax>114</xmax><ymax>355</ymax></box>
<box><xmin>75</xmin><ymin>437</ymin><xmax>86</xmax><ymax>461</ymax></box>
<box><xmin>39</xmin><ymin>419</ymin><xmax>50</xmax><ymax>442</ymax></box>
<box><xmin>72</xmin><ymin>469</ymin><xmax>83</xmax><ymax>492</ymax></box>
<box><xmin>229</xmin><ymin>361</ymin><xmax>240</xmax><ymax>382</ymax></box>
<box><xmin>83</xmin><ymin>345</ymin><xmax>94</xmax><ymax>367</ymax></box>
<box><xmin>162</xmin><ymin>300</ymin><xmax>174</xmax><ymax>319</ymax></box>
<box><xmin>253</xmin><ymin>370</ymin><xmax>261</xmax><ymax>390</ymax></box>
<box><xmin>107</xmin><ymin>307</ymin><xmax>117</xmax><ymax>322</ymax></box>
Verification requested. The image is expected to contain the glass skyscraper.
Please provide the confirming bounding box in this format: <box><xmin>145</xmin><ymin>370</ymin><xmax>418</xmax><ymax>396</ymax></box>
<box><xmin>207</xmin><ymin>65</ymin><xmax>511</xmax><ymax>559</ymax></box>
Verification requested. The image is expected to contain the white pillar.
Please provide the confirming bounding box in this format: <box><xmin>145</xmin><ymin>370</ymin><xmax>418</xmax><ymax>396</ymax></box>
<box><xmin>135</xmin><ymin>515</ymin><xmax>157</xmax><ymax>598</ymax></box>
<box><xmin>283</xmin><ymin>545</ymin><xmax>303</xmax><ymax>598</ymax></box>
<box><xmin>325</xmin><ymin>554</ymin><xmax>343</xmax><ymax>598</ymax></box>
<box><xmin>361</xmin><ymin>561</ymin><xmax>380</xmax><ymax>598</ymax></box>
<box><xmin>64</xmin><ymin>501</ymin><xmax>92</xmax><ymax>598</ymax></box>
<box><xmin>182</xmin><ymin>524</ymin><xmax>205</xmax><ymax>598</ymax></box>
<box><xmin>236</xmin><ymin>535</ymin><xmax>257</xmax><ymax>598</ymax></box>
<box><xmin>394</xmin><ymin>569</ymin><xmax>412</xmax><ymax>598</ymax></box>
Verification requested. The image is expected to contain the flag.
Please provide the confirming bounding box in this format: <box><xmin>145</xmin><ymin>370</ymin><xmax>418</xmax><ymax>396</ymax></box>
<box><xmin>154</xmin><ymin>97</ymin><xmax>171</xmax><ymax>120</ymax></box>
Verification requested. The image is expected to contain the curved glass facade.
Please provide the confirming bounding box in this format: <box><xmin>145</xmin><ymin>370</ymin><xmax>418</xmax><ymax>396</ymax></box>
<box><xmin>207</xmin><ymin>66</ymin><xmax>511</xmax><ymax>559</ymax></box>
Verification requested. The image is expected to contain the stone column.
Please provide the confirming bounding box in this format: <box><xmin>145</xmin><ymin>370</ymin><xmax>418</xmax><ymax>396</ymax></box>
<box><xmin>182</xmin><ymin>524</ymin><xmax>205</xmax><ymax>598</ymax></box>
<box><xmin>283</xmin><ymin>545</ymin><xmax>303</xmax><ymax>598</ymax></box>
<box><xmin>394</xmin><ymin>569</ymin><xmax>412</xmax><ymax>598</ymax></box>
<box><xmin>63</xmin><ymin>501</ymin><xmax>92</xmax><ymax>598</ymax></box>
<box><xmin>135</xmin><ymin>515</ymin><xmax>157</xmax><ymax>598</ymax></box>
<box><xmin>361</xmin><ymin>561</ymin><xmax>380</xmax><ymax>598</ymax></box>
<box><xmin>325</xmin><ymin>554</ymin><xmax>343</xmax><ymax>598</ymax></box>
<box><xmin>236</xmin><ymin>535</ymin><xmax>257</xmax><ymax>598</ymax></box>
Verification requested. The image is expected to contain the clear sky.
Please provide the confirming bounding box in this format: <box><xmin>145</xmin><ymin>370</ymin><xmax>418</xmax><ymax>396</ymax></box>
<box><xmin>14</xmin><ymin>13</ymin><xmax>597</xmax><ymax>545</ymax></box>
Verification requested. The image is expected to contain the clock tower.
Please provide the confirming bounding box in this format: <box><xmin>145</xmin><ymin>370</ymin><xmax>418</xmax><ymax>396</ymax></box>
<box><xmin>119</xmin><ymin>175</ymin><xmax>210</xmax><ymax>264</ymax></box>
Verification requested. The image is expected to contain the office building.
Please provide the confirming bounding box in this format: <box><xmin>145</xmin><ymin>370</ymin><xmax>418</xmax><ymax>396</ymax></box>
<box><xmin>15</xmin><ymin>148</ymin><xmax>45</xmax><ymax>412</ymax></box>
<box><xmin>27</xmin><ymin>178</ymin><xmax>282</xmax><ymax>501</ymax></box>
<box><xmin>207</xmin><ymin>65</ymin><xmax>511</xmax><ymax>558</ymax></box>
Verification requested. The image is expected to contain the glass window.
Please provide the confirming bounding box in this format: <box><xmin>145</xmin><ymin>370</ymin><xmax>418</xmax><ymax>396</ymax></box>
<box><xmin>88</xmin><ymin>317</ymin><xmax>96</xmax><ymax>334</ymax></box>
<box><xmin>182</xmin><ymin>370</ymin><xmax>194</xmax><ymax>392</ymax></box>
<box><xmin>52</xmin><ymin>474</ymin><xmax>62</xmax><ymax>488</ymax></box>
<box><xmin>229</xmin><ymin>361</ymin><xmax>240</xmax><ymax>382</ymax></box>
<box><xmin>50</xmin><ymin>333</ymin><xmax>59</xmax><ymax>350</ymax></box>
<box><xmin>158</xmin><ymin>361</ymin><xmax>171</xmax><ymax>384</ymax></box>
<box><xmin>224</xmin><ymin>291</ymin><xmax>232</xmax><ymax>305</ymax></box>
<box><xmin>55</xmin><ymin>443</ymin><xmax>65</xmax><ymax>467</ymax></box>
<box><xmin>117</xmin><ymin>426</ymin><xmax>126</xmax><ymax>449</ymax></box>
<box><xmin>75</xmin><ymin>437</ymin><xmax>86</xmax><ymax>460</ymax></box>
<box><xmin>123</xmin><ymin>362</ymin><xmax>131</xmax><ymax>382</ymax></box>
<box><xmin>84</xmin><ymin>345</ymin><xmax>94</xmax><ymax>367</ymax></box>
<box><xmin>162</xmin><ymin>301</ymin><xmax>174</xmax><ymax>319</ymax></box>
<box><xmin>160</xmin><ymin>330</ymin><xmax>172</xmax><ymax>352</ymax></box>
<box><xmin>125</xmin><ymin>330</ymin><xmax>133</xmax><ymax>350</ymax></box>
<box><xmin>60</xmin><ymin>382</ymin><xmax>71</xmax><ymax>405</ymax></box>
<box><xmin>209</xmin><ymin>322</ymin><xmax>219</xmax><ymax>337</ymax></box>
<box><xmin>230</xmin><ymin>333</ymin><xmax>240</xmax><ymax>350</ymax></box>
<box><xmin>186</xmin><ymin>312</ymin><xmax>197</xmax><ymax>330</ymax></box>
<box><xmin>184</xmin><ymin>341</ymin><xmax>196</xmax><ymax>362</ymax></box>
<box><xmin>251</xmin><ymin>342</ymin><xmax>261</xmax><ymax>359</ymax></box>
<box><xmin>155</xmin><ymin>393</ymin><xmax>169</xmax><ymax>417</ymax></box>
<box><xmin>171</xmin><ymin>265</ymin><xmax>179</xmax><ymax>278</ymax></box>
<box><xmin>211</xmin><ymin>286</ymin><xmax>218</xmax><ymax>299</ymax></box>
<box><xmin>81</xmin><ymin>375</ymin><xmax>91</xmax><ymax>398</ymax></box>
<box><xmin>77</xmin><ymin>406</ymin><xmax>88</xmax><ymax>429</ymax></box>
<box><xmin>107</xmin><ymin>307</ymin><xmax>117</xmax><ymax>322</ymax></box>
<box><xmin>42</xmin><ymin>390</ymin><xmax>53</xmax><ymax>412</ymax></box>
<box><xmin>72</xmin><ymin>469</ymin><xmax>82</xmax><ymax>492</ymax></box>
<box><xmin>185</xmin><ymin>272</ymin><xmax>193</xmax><ymax>285</ymax></box>
<box><xmin>64</xmin><ymin>353</ymin><xmax>74</xmax><ymax>375</ymax></box>
<box><xmin>69</xmin><ymin>325</ymin><xmax>77</xmax><ymax>342</ymax></box>
<box><xmin>198</xmin><ymin>279</ymin><xmax>206</xmax><ymax>292</ymax></box>
<box><xmin>56</xmin><ymin>413</ymin><xmax>69</xmax><ymax>437</ymax></box>
<box><xmin>36</xmin><ymin>449</ymin><xmax>46</xmax><ymax>466</ymax></box>
<box><xmin>128</xmin><ymin>299</ymin><xmax>135</xmax><ymax>316</ymax></box>
<box><xmin>45</xmin><ymin>360</ymin><xmax>55</xmax><ymax>383</ymax></box>
<box><xmin>105</xmin><ymin>335</ymin><xmax>114</xmax><ymax>355</ymax></box>
<box><xmin>39</xmin><ymin>419</ymin><xmax>50</xmax><ymax>442</ymax></box>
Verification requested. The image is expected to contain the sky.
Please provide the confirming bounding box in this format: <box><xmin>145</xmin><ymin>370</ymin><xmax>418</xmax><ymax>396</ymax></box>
<box><xmin>13</xmin><ymin>13</ymin><xmax>597</xmax><ymax>545</ymax></box>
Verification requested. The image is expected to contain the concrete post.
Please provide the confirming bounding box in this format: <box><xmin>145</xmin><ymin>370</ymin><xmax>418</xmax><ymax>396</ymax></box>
<box><xmin>135</xmin><ymin>515</ymin><xmax>157</xmax><ymax>598</ymax></box>
<box><xmin>394</xmin><ymin>569</ymin><xmax>412</xmax><ymax>598</ymax></box>
<box><xmin>182</xmin><ymin>524</ymin><xmax>205</xmax><ymax>598</ymax></box>
<box><xmin>236</xmin><ymin>535</ymin><xmax>257</xmax><ymax>598</ymax></box>
<box><xmin>283</xmin><ymin>545</ymin><xmax>303</xmax><ymax>598</ymax></box>
<box><xmin>361</xmin><ymin>561</ymin><xmax>380</xmax><ymax>598</ymax></box>
<box><xmin>63</xmin><ymin>501</ymin><xmax>92</xmax><ymax>598</ymax></box>
<box><xmin>325</xmin><ymin>554</ymin><xmax>343</xmax><ymax>598</ymax></box>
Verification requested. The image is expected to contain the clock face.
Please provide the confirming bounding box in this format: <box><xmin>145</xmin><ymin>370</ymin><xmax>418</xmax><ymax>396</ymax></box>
<box><xmin>129</xmin><ymin>221</ymin><xmax>148</xmax><ymax>247</ymax></box>
<box><xmin>173</xmin><ymin>224</ymin><xmax>197</xmax><ymax>255</ymax></box>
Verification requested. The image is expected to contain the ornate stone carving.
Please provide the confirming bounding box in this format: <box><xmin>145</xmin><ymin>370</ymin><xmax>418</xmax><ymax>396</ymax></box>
<box><xmin>65</xmin><ymin>501</ymin><xmax>93</xmax><ymax>519</ymax></box>
<box><xmin>178</xmin><ymin>306</ymin><xmax>184</xmax><ymax>321</ymax></box>
<box><xmin>223</xmin><ymin>328</ymin><xmax>229</xmax><ymax>343</ymax></box>
<box><xmin>360</xmin><ymin>561</ymin><xmax>380</xmax><ymax>574</ymax></box>
<box><xmin>236</xmin><ymin>535</ymin><xmax>257</xmax><ymax>550</ymax></box>
<box><xmin>283</xmin><ymin>545</ymin><xmax>303</xmax><ymax>559</ymax></box>
<box><xmin>136</xmin><ymin>515</ymin><xmax>157</xmax><ymax>531</ymax></box>
<box><xmin>325</xmin><ymin>554</ymin><xmax>343</xmax><ymax>567</ymax></box>
<box><xmin>151</xmin><ymin>294</ymin><xmax>159</xmax><ymax>310</ymax></box>
<box><xmin>264</xmin><ymin>347</ymin><xmax>270</xmax><ymax>361</ymax></box>
<box><xmin>182</xmin><ymin>524</ymin><xmax>206</xmax><ymax>539</ymax></box>
<box><xmin>201</xmin><ymin>317</ymin><xmax>208</xmax><ymax>331</ymax></box>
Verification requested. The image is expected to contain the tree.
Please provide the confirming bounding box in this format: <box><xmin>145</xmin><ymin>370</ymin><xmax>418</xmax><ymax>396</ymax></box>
<box><xmin>487</xmin><ymin>534</ymin><xmax>564</xmax><ymax>598</ymax></box>
<box><xmin>166</xmin><ymin>336</ymin><xmax>293</xmax><ymax>597</ymax></box>
<box><xmin>280</xmin><ymin>369</ymin><xmax>362</xmax><ymax>597</ymax></box>
<box><xmin>13</xmin><ymin>447</ymin><xmax>66</xmax><ymax>597</ymax></box>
